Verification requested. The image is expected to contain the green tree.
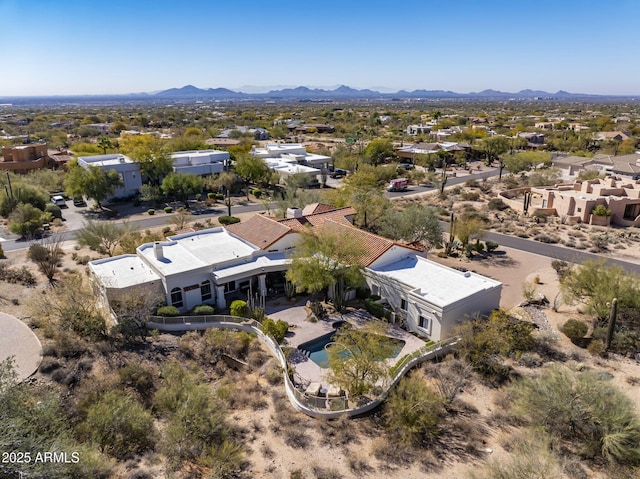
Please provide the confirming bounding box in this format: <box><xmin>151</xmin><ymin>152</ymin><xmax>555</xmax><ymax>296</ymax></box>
<box><xmin>261</xmin><ymin>318</ymin><xmax>289</xmax><ymax>343</ymax></box>
<box><xmin>385</xmin><ymin>373</ymin><xmax>445</xmax><ymax>445</ymax></box>
<box><xmin>75</xmin><ymin>219</ymin><xmax>131</xmax><ymax>256</ymax></box>
<box><xmin>161</xmin><ymin>172</ymin><xmax>203</xmax><ymax>206</ymax></box>
<box><xmin>234</xmin><ymin>154</ymin><xmax>271</xmax><ymax>198</ymax></box>
<box><xmin>455</xmin><ymin>213</ymin><xmax>486</xmax><ymax>255</ymax></box>
<box><xmin>327</xmin><ymin>322</ymin><xmax>395</xmax><ymax>396</ymax></box>
<box><xmin>378</xmin><ymin>204</ymin><xmax>442</xmax><ymax>249</ymax></box>
<box><xmin>97</xmin><ymin>136</ymin><xmax>113</xmax><ymax>154</ymax></box>
<box><xmin>364</xmin><ymin>138</ymin><xmax>396</xmax><ymax>166</ymax></box>
<box><xmin>512</xmin><ymin>365</ymin><xmax>640</xmax><ymax>464</ymax></box>
<box><xmin>64</xmin><ymin>164</ymin><xmax>123</xmax><ymax>210</ymax></box>
<box><xmin>8</xmin><ymin>202</ymin><xmax>50</xmax><ymax>237</ymax></box>
<box><xmin>119</xmin><ymin>134</ymin><xmax>173</xmax><ymax>186</ymax></box>
<box><xmin>286</xmin><ymin>227</ymin><xmax>366</xmax><ymax>310</ymax></box>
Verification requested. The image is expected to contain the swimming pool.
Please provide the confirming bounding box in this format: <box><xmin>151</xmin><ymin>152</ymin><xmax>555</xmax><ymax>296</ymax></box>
<box><xmin>297</xmin><ymin>331</ymin><xmax>406</xmax><ymax>369</ymax></box>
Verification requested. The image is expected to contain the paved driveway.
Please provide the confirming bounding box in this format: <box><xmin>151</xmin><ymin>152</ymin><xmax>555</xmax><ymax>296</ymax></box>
<box><xmin>0</xmin><ymin>313</ymin><xmax>42</xmax><ymax>381</ymax></box>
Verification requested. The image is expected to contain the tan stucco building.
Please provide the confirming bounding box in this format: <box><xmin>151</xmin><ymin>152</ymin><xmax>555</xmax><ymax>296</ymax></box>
<box><xmin>0</xmin><ymin>143</ymin><xmax>50</xmax><ymax>172</ymax></box>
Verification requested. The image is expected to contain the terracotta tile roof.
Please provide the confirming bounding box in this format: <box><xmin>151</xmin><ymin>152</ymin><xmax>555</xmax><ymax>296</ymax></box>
<box><xmin>278</xmin><ymin>206</ymin><xmax>356</xmax><ymax>231</ymax></box>
<box><xmin>319</xmin><ymin>220</ymin><xmax>395</xmax><ymax>266</ymax></box>
<box><xmin>301</xmin><ymin>203</ymin><xmax>337</xmax><ymax>216</ymax></box>
<box><xmin>226</xmin><ymin>214</ymin><xmax>290</xmax><ymax>249</ymax></box>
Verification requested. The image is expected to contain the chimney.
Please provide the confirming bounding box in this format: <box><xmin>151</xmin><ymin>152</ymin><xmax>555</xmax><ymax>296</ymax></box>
<box><xmin>153</xmin><ymin>242</ymin><xmax>164</xmax><ymax>260</ymax></box>
<box><xmin>286</xmin><ymin>207</ymin><xmax>303</xmax><ymax>219</ymax></box>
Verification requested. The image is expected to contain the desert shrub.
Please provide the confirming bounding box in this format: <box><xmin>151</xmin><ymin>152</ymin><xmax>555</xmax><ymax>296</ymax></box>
<box><xmin>147</xmin><ymin>209</ymin><xmax>155</xmax><ymax>215</ymax></box>
<box><xmin>512</xmin><ymin>365</ymin><xmax>640</xmax><ymax>464</ymax></box>
<box><xmin>592</xmin><ymin>326</ymin><xmax>640</xmax><ymax>356</ymax></box>
<box><xmin>0</xmin><ymin>263</ymin><xmax>36</xmax><ymax>286</ymax></box>
<box><xmin>77</xmin><ymin>390</ymin><xmax>154</xmax><ymax>460</ymax></box>
<box><xmin>192</xmin><ymin>304</ymin><xmax>215</xmax><ymax>315</ymax></box>
<box><xmin>157</xmin><ymin>305</ymin><xmax>180</xmax><ymax>317</ymax></box>
<box><xmin>561</xmin><ymin>319</ymin><xmax>588</xmax><ymax>344</ymax></box>
<box><xmin>384</xmin><ymin>373</ymin><xmax>444</xmax><ymax>446</ymax></box>
<box><xmin>456</xmin><ymin>309</ymin><xmax>535</xmax><ymax>382</ymax></box>
<box><xmin>45</xmin><ymin>203</ymin><xmax>62</xmax><ymax>219</ymax></box>
<box><xmin>261</xmin><ymin>318</ymin><xmax>289</xmax><ymax>343</ymax></box>
<box><xmin>251</xmin><ymin>306</ymin><xmax>266</xmax><ymax>322</ymax></box>
<box><xmin>462</xmin><ymin>191</ymin><xmax>480</xmax><ymax>201</ymax></box>
<box><xmin>488</xmin><ymin>198</ymin><xmax>509</xmax><ymax>211</ymax></box>
<box><xmin>230</xmin><ymin>300</ymin><xmax>249</xmax><ymax>318</ymax></box>
<box><xmin>470</xmin><ymin>431</ymin><xmax>564</xmax><ymax>479</ymax></box>
<box><xmin>252</xmin><ymin>188</ymin><xmax>262</xmax><ymax>198</ymax></box>
<box><xmin>218</xmin><ymin>215</ymin><xmax>241</xmax><ymax>225</ymax></box>
<box><xmin>485</xmin><ymin>240</ymin><xmax>499</xmax><ymax>252</ymax></box>
<box><xmin>551</xmin><ymin>259</ymin><xmax>570</xmax><ymax>279</ymax></box>
<box><xmin>118</xmin><ymin>364</ymin><xmax>155</xmax><ymax>402</ymax></box>
<box><xmin>164</xmin><ymin>206</ymin><xmax>173</xmax><ymax>213</ymax></box>
<box><xmin>587</xmin><ymin>339</ymin><xmax>606</xmax><ymax>357</ymax></box>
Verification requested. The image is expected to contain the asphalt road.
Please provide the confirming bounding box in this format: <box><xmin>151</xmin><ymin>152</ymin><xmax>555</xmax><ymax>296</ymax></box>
<box><xmin>3</xmin><ymin>167</ymin><xmax>639</xmax><ymax>276</ymax></box>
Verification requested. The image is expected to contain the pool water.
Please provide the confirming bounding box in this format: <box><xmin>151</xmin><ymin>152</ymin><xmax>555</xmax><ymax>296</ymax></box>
<box><xmin>298</xmin><ymin>331</ymin><xmax>406</xmax><ymax>369</ymax></box>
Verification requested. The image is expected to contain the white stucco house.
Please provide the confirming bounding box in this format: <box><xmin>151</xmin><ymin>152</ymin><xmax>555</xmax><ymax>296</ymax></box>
<box><xmin>89</xmin><ymin>204</ymin><xmax>501</xmax><ymax>341</ymax></box>
<box><xmin>171</xmin><ymin>149</ymin><xmax>230</xmax><ymax>176</ymax></box>
<box><xmin>252</xmin><ymin>143</ymin><xmax>332</xmax><ymax>170</ymax></box>
<box><xmin>77</xmin><ymin>154</ymin><xmax>142</xmax><ymax>198</ymax></box>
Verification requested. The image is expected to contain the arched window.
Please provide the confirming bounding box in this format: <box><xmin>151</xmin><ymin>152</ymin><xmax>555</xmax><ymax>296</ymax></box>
<box><xmin>170</xmin><ymin>287</ymin><xmax>183</xmax><ymax>308</ymax></box>
<box><xmin>200</xmin><ymin>280</ymin><xmax>212</xmax><ymax>302</ymax></box>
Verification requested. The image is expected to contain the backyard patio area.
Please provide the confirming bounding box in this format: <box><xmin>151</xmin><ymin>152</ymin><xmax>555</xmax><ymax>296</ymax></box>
<box><xmin>264</xmin><ymin>297</ymin><xmax>427</xmax><ymax>386</ymax></box>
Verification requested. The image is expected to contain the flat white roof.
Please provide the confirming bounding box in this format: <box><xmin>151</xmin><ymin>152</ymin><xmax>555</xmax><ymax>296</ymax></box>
<box><xmin>369</xmin><ymin>256</ymin><xmax>501</xmax><ymax>308</ymax></box>
<box><xmin>213</xmin><ymin>253</ymin><xmax>289</xmax><ymax>281</ymax></box>
<box><xmin>90</xmin><ymin>255</ymin><xmax>161</xmax><ymax>289</ymax></box>
<box><xmin>138</xmin><ymin>228</ymin><xmax>259</xmax><ymax>276</ymax></box>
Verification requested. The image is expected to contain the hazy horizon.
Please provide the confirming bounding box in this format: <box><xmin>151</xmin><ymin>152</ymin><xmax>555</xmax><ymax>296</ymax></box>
<box><xmin>2</xmin><ymin>0</ymin><xmax>639</xmax><ymax>96</ymax></box>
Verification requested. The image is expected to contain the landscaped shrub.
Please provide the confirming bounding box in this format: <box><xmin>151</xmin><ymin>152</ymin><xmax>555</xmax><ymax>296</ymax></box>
<box><xmin>261</xmin><ymin>318</ymin><xmax>289</xmax><ymax>343</ymax></box>
<box><xmin>218</xmin><ymin>215</ymin><xmax>240</xmax><ymax>225</ymax></box>
<box><xmin>45</xmin><ymin>203</ymin><xmax>62</xmax><ymax>219</ymax></box>
<box><xmin>157</xmin><ymin>305</ymin><xmax>180</xmax><ymax>317</ymax></box>
<box><xmin>147</xmin><ymin>209</ymin><xmax>155</xmax><ymax>215</ymax></box>
<box><xmin>252</xmin><ymin>188</ymin><xmax>262</xmax><ymax>198</ymax></box>
<box><xmin>164</xmin><ymin>206</ymin><xmax>173</xmax><ymax>213</ymax></box>
<box><xmin>561</xmin><ymin>319</ymin><xmax>588</xmax><ymax>343</ymax></box>
<box><xmin>251</xmin><ymin>307</ymin><xmax>266</xmax><ymax>322</ymax></box>
<box><xmin>592</xmin><ymin>204</ymin><xmax>611</xmax><ymax>216</ymax></box>
<box><xmin>207</xmin><ymin>192</ymin><xmax>215</xmax><ymax>200</ymax></box>
<box><xmin>364</xmin><ymin>298</ymin><xmax>386</xmax><ymax>319</ymax></box>
<box><xmin>230</xmin><ymin>300</ymin><xmax>249</xmax><ymax>318</ymax></box>
<box><xmin>192</xmin><ymin>304</ymin><xmax>215</xmax><ymax>315</ymax></box>
<box><xmin>485</xmin><ymin>240</ymin><xmax>499</xmax><ymax>252</ymax></box>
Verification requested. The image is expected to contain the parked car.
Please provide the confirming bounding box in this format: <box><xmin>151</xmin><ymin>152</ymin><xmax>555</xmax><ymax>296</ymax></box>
<box><xmin>330</xmin><ymin>168</ymin><xmax>347</xmax><ymax>178</ymax></box>
<box><xmin>51</xmin><ymin>195</ymin><xmax>66</xmax><ymax>207</ymax></box>
<box><xmin>73</xmin><ymin>195</ymin><xmax>87</xmax><ymax>207</ymax></box>
<box><xmin>399</xmin><ymin>162</ymin><xmax>415</xmax><ymax>170</ymax></box>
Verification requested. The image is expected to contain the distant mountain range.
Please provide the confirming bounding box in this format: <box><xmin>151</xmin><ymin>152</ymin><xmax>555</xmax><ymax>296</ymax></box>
<box><xmin>152</xmin><ymin>84</ymin><xmax>610</xmax><ymax>100</ymax></box>
<box><xmin>1</xmin><ymin>85</ymin><xmax>637</xmax><ymax>105</ymax></box>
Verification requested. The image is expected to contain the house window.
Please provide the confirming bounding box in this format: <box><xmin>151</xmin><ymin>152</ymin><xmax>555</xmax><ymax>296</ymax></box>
<box><xmin>400</xmin><ymin>299</ymin><xmax>407</xmax><ymax>310</ymax></box>
<box><xmin>224</xmin><ymin>281</ymin><xmax>236</xmax><ymax>293</ymax></box>
<box><xmin>419</xmin><ymin>315</ymin><xmax>430</xmax><ymax>332</ymax></box>
<box><xmin>170</xmin><ymin>287</ymin><xmax>183</xmax><ymax>308</ymax></box>
<box><xmin>200</xmin><ymin>280</ymin><xmax>212</xmax><ymax>302</ymax></box>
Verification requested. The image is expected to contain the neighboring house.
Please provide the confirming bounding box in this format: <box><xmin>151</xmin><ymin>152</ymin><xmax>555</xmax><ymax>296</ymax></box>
<box><xmin>552</xmin><ymin>153</ymin><xmax>640</xmax><ymax>180</ymax></box>
<box><xmin>287</xmin><ymin>123</ymin><xmax>335</xmax><ymax>134</ymax></box>
<box><xmin>0</xmin><ymin>143</ymin><xmax>50</xmax><ymax>172</ymax></box>
<box><xmin>217</xmin><ymin>126</ymin><xmax>269</xmax><ymax>140</ymax></box>
<box><xmin>516</xmin><ymin>132</ymin><xmax>545</xmax><ymax>147</ymax></box>
<box><xmin>171</xmin><ymin>149</ymin><xmax>230</xmax><ymax>176</ymax></box>
<box><xmin>396</xmin><ymin>141</ymin><xmax>469</xmax><ymax>161</ymax></box>
<box><xmin>89</xmin><ymin>204</ymin><xmax>501</xmax><ymax>341</ymax></box>
<box><xmin>77</xmin><ymin>154</ymin><xmax>142</xmax><ymax>199</ymax></box>
<box><xmin>595</xmin><ymin>131</ymin><xmax>630</xmax><ymax>142</ymax></box>
<box><xmin>406</xmin><ymin>124</ymin><xmax>431</xmax><ymax>136</ymax></box>
<box><xmin>253</xmin><ymin>143</ymin><xmax>331</xmax><ymax>180</ymax></box>
<box><xmin>531</xmin><ymin>177</ymin><xmax>640</xmax><ymax>227</ymax></box>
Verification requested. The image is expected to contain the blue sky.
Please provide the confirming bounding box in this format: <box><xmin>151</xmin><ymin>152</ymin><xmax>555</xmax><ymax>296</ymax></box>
<box><xmin>1</xmin><ymin>0</ymin><xmax>638</xmax><ymax>96</ymax></box>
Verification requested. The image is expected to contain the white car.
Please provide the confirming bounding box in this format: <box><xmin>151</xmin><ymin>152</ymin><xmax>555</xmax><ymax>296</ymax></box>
<box><xmin>51</xmin><ymin>195</ymin><xmax>66</xmax><ymax>207</ymax></box>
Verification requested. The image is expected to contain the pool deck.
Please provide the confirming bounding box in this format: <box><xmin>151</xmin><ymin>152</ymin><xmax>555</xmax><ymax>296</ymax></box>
<box><xmin>265</xmin><ymin>298</ymin><xmax>426</xmax><ymax>386</ymax></box>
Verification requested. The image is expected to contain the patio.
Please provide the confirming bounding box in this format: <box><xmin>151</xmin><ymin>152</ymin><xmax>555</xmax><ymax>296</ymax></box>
<box><xmin>264</xmin><ymin>297</ymin><xmax>427</xmax><ymax>386</ymax></box>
